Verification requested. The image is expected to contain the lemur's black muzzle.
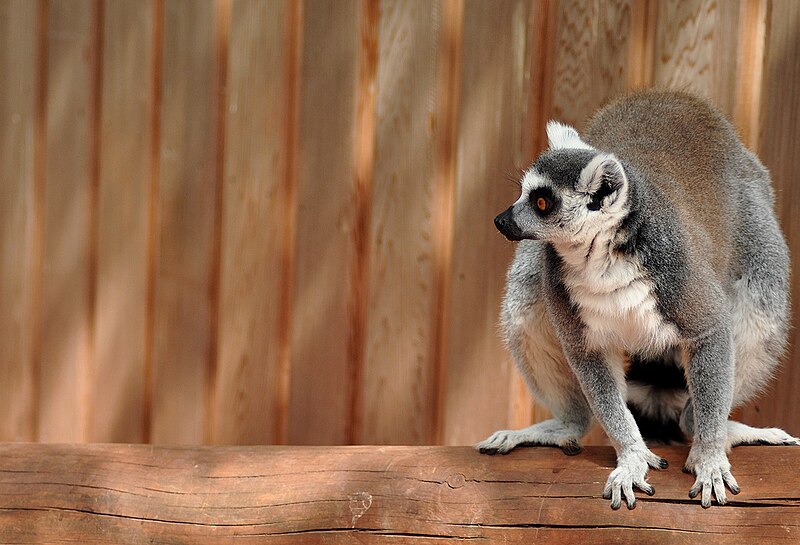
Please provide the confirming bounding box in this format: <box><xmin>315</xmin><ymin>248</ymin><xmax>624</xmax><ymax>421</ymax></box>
<box><xmin>494</xmin><ymin>207</ymin><xmax>525</xmax><ymax>241</ymax></box>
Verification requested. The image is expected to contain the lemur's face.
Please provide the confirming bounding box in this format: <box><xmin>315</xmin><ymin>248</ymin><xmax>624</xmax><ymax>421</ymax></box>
<box><xmin>494</xmin><ymin>122</ymin><xmax>629</xmax><ymax>244</ymax></box>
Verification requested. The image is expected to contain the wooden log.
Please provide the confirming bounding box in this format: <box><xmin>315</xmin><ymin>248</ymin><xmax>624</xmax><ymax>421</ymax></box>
<box><xmin>0</xmin><ymin>444</ymin><xmax>797</xmax><ymax>543</ymax></box>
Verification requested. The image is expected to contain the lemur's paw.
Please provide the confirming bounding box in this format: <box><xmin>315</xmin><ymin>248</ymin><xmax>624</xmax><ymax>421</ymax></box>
<box><xmin>476</xmin><ymin>420</ymin><xmax>583</xmax><ymax>456</ymax></box>
<box><xmin>476</xmin><ymin>429</ymin><xmax>525</xmax><ymax>455</ymax></box>
<box><xmin>684</xmin><ymin>446</ymin><xmax>738</xmax><ymax>508</ymax></box>
<box><xmin>602</xmin><ymin>449</ymin><xmax>666</xmax><ymax>510</ymax></box>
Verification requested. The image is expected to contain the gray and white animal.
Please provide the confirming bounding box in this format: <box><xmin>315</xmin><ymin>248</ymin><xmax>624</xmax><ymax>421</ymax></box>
<box><xmin>478</xmin><ymin>89</ymin><xmax>798</xmax><ymax>509</ymax></box>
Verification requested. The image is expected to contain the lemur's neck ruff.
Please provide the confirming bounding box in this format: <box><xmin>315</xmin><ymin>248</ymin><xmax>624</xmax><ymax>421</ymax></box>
<box><xmin>554</xmin><ymin>183</ymin><xmax>677</xmax><ymax>356</ymax></box>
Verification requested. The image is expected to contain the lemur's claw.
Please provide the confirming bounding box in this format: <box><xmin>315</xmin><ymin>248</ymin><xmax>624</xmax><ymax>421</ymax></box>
<box><xmin>561</xmin><ymin>439</ymin><xmax>583</xmax><ymax>456</ymax></box>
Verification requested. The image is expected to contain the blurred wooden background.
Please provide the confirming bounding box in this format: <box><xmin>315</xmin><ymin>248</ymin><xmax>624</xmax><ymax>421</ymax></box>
<box><xmin>0</xmin><ymin>0</ymin><xmax>798</xmax><ymax>446</ymax></box>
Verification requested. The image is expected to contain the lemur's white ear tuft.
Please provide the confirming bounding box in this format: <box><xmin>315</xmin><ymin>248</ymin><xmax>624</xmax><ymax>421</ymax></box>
<box><xmin>546</xmin><ymin>121</ymin><xmax>594</xmax><ymax>151</ymax></box>
<box><xmin>578</xmin><ymin>154</ymin><xmax>628</xmax><ymax>210</ymax></box>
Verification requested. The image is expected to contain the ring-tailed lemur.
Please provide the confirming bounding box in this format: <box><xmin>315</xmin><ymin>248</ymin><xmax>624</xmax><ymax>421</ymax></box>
<box><xmin>478</xmin><ymin>89</ymin><xmax>799</xmax><ymax>509</ymax></box>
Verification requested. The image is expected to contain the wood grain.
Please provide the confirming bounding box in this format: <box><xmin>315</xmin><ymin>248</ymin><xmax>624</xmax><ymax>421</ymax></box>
<box><xmin>0</xmin><ymin>444</ymin><xmax>798</xmax><ymax>543</ymax></box>
<box><xmin>348</xmin><ymin>0</ymin><xmax>379</xmax><ymax>446</ymax></box>
<box><xmin>734</xmin><ymin>0</ymin><xmax>768</xmax><ymax>150</ymax></box>
<box><xmin>652</xmin><ymin>0</ymin><xmax>741</xmax><ymax>118</ymax></box>
<box><xmin>39</xmin><ymin>0</ymin><xmax>94</xmax><ymax>442</ymax></box>
<box><xmin>360</xmin><ymin>0</ymin><xmax>439</xmax><ymax>445</ymax></box>
<box><xmin>287</xmin><ymin>0</ymin><xmax>360</xmax><ymax>445</ymax></box>
<box><xmin>441</xmin><ymin>0</ymin><xmax>529</xmax><ymax>445</ymax></box>
<box><xmin>93</xmin><ymin>0</ymin><xmax>153</xmax><ymax>443</ymax></box>
<box><xmin>431</xmin><ymin>0</ymin><xmax>464</xmax><ymax>444</ymax></box>
<box><xmin>548</xmin><ymin>0</ymin><xmax>644</xmax><ymax>129</ymax></box>
<box><xmin>151</xmin><ymin>0</ymin><xmax>218</xmax><ymax>444</ymax></box>
<box><xmin>0</xmin><ymin>0</ymin><xmax>37</xmax><ymax>441</ymax></box>
<box><xmin>738</xmin><ymin>0</ymin><xmax>800</xmax><ymax>437</ymax></box>
<box><xmin>276</xmin><ymin>0</ymin><xmax>303</xmax><ymax>445</ymax></box>
<box><xmin>213</xmin><ymin>0</ymin><xmax>289</xmax><ymax>445</ymax></box>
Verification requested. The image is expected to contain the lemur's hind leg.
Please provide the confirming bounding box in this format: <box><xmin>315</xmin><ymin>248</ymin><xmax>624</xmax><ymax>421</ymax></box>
<box><xmin>476</xmin><ymin>345</ymin><xmax>591</xmax><ymax>455</ymax></box>
<box><xmin>725</xmin><ymin>274</ymin><xmax>798</xmax><ymax>449</ymax></box>
<box><xmin>726</xmin><ymin>421</ymin><xmax>800</xmax><ymax>447</ymax></box>
<box><xmin>680</xmin><ymin>401</ymin><xmax>799</xmax><ymax>451</ymax></box>
<box><xmin>478</xmin><ymin>245</ymin><xmax>592</xmax><ymax>456</ymax></box>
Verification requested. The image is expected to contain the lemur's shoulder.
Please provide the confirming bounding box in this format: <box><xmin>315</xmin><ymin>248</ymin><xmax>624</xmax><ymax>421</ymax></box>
<box><xmin>584</xmin><ymin>89</ymin><xmax>745</xmax><ymax>284</ymax></box>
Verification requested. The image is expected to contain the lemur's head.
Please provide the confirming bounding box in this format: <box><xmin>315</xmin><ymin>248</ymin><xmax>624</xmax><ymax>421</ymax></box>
<box><xmin>495</xmin><ymin>121</ymin><xmax>629</xmax><ymax>244</ymax></box>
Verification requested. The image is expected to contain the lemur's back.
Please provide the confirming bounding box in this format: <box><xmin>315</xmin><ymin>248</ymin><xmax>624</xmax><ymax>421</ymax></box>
<box><xmin>583</xmin><ymin>90</ymin><xmax>750</xmax><ymax>280</ymax></box>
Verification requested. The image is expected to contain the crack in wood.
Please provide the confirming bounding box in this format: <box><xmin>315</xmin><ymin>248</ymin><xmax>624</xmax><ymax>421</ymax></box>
<box><xmin>236</xmin><ymin>528</ymin><xmax>484</xmax><ymax>540</ymax></box>
<box><xmin>0</xmin><ymin>507</ymin><xmax>323</xmax><ymax>529</ymax></box>
<box><xmin>451</xmin><ymin>522</ymin><xmax>735</xmax><ymax>535</ymax></box>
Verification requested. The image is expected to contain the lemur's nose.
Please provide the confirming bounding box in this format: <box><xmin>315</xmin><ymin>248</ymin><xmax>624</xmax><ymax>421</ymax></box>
<box><xmin>494</xmin><ymin>208</ymin><xmax>512</xmax><ymax>231</ymax></box>
<box><xmin>494</xmin><ymin>207</ymin><xmax>525</xmax><ymax>241</ymax></box>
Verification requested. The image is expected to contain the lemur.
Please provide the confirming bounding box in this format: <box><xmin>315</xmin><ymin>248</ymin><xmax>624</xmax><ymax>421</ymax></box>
<box><xmin>478</xmin><ymin>89</ymin><xmax>799</xmax><ymax>509</ymax></box>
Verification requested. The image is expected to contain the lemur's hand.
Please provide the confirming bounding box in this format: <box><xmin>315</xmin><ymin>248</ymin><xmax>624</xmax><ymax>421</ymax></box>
<box><xmin>603</xmin><ymin>448</ymin><xmax>668</xmax><ymax>510</ymax></box>
<box><xmin>683</xmin><ymin>444</ymin><xmax>739</xmax><ymax>508</ymax></box>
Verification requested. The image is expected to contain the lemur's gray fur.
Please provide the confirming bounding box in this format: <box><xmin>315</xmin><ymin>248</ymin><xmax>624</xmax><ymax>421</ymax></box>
<box><xmin>478</xmin><ymin>90</ymin><xmax>798</xmax><ymax>509</ymax></box>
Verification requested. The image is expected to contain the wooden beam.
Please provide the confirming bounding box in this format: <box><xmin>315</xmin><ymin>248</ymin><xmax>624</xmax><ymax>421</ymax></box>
<box><xmin>0</xmin><ymin>444</ymin><xmax>798</xmax><ymax>543</ymax></box>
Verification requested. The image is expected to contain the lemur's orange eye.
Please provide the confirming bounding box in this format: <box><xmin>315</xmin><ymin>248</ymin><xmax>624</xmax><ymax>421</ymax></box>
<box><xmin>537</xmin><ymin>197</ymin><xmax>548</xmax><ymax>211</ymax></box>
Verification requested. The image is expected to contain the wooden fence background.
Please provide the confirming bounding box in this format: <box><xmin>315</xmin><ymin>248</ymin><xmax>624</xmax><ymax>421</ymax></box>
<box><xmin>0</xmin><ymin>0</ymin><xmax>798</xmax><ymax>446</ymax></box>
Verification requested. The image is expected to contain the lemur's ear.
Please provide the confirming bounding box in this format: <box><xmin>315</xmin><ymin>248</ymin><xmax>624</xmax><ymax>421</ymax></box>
<box><xmin>578</xmin><ymin>154</ymin><xmax>628</xmax><ymax>211</ymax></box>
<box><xmin>546</xmin><ymin>121</ymin><xmax>594</xmax><ymax>151</ymax></box>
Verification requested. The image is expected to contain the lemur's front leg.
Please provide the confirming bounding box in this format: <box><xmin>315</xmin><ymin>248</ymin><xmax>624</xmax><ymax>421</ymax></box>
<box><xmin>683</xmin><ymin>327</ymin><xmax>738</xmax><ymax>507</ymax></box>
<box><xmin>566</xmin><ymin>348</ymin><xmax>668</xmax><ymax>509</ymax></box>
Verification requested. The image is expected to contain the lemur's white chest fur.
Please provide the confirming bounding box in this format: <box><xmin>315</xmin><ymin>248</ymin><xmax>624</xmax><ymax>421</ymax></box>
<box><xmin>556</xmin><ymin>235</ymin><xmax>679</xmax><ymax>356</ymax></box>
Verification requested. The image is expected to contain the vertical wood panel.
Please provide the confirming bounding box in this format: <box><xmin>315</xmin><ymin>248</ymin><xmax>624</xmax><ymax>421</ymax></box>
<box><xmin>151</xmin><ymin>0</ymin><xmax>218</xmax><ymax>445</ymax></box>
<box><xmin>143</xmin><ymin>0</ymin><xmax>164</xmax><ymax>444</ymax></box>
<box><xmin>39</xmin><ymin>0</ymin><xmax>94</xmax><ymax>442</ymax></box>
<box><xmin>360</xmin><ymin>0</ymin><xmax>439</xmax><ymax>445</ymax></box>
<box><xmin>93</xmin><ymin>0</ymin><xmax>153</xmax><ymax>443</ymax></box>
<box><xmin>431</xmin><ymin>0</ymin><xmax>463</xmax><ymax>445</ymax></box>
<box><xmin>653</xmin><ymin>0</ymin><xmax>741</xmax><ymax>118</ymax></box>
<box><xmin>276</xmin><ymin>0</ymin><xmax>302</xmax><ymax>445</ymax></box>
<box><xmin>739</xmin><ymin>0</ymin><xmax>800</xmax><ymax>436</ymax></box>
<box><xmin>441</xmin><ymin>0</ymin><xmax>529</xmax><ymax>445</ymax></box>
<box><xmin>734</xmin><ymin>0</ymin><xmax>768</xmax><ymax>150</ymax></box>
<box><xmin>206</xmin><ymin>0</ymin><xmax>230</xmax><ymax>446</ymax></box>
<box><xmin>0</xmin><ymin>1</ymin><xmax>37</xmax><ymax>441</ymax></box>
<box><xmin>213</xmin><ymin>0</ymin><xmax>288</xmax><ymax>445</ymax></box>
<box><xmin>288</xmin><ymin>0</ymin><xmax>359</xmax><ymax>445</ymax></box>
<box><xmin>288</xmin><ymin>0</ymin><xmax>358</xmax><ymax>444</ymax></box>
<box><xmin>350</xmin><ymin>0</ymin><xmax>378</xmax><ymax>445</ymax></box>
<box><xmin>548</xmin><ymin>0</ymin><xmax>646</xmax><ymax>130</ymax></box>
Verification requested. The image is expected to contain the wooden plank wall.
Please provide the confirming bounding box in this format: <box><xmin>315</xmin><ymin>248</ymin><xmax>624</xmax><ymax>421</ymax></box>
<box><xmin>0</xmin><ymin>0</ymin><xmax>797</xmax><ymax>446</ymax></box>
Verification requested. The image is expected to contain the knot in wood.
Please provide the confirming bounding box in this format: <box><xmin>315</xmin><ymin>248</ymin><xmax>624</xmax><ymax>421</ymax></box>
<box><xmin>348</xmin><ymin>491</ymin><xmax>372</xmax><ymax>526</ymax></box>
<box><xmin>446</xmin><ymin>472</ymin><xmax>466</xmax><ymax>489</ymax></box>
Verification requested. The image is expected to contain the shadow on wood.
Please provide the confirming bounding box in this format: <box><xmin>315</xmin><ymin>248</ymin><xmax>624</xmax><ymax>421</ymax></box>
<box><xmin>0</xmin><ymin>444</ymin><xmax>797</xmax><ymax>543</ymax></box>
